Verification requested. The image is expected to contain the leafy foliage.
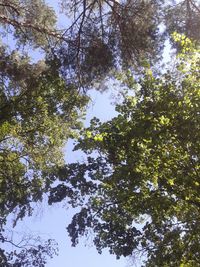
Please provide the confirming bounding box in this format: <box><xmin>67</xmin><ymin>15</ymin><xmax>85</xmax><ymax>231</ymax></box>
<box><xmin>0</xmin><ymin>0</ymin><xmax>57</xmax><ymax>49</ymax></box>
<box><xmin>57</xmin><ymin>0</ymin><xmax>163</xmax><ymax>87</ymax></box>
<box><xmin>2</xmin><ymin>1</ymin><xmax>200</xmax><ymax>87</ymax></box>
<box><xmin>165</xmin><ymin>0</ymin><xmax>200</xmax><ymax>45</ymax></box>
<box><xmin>0</xmin><ymin>37</ymin><xmax>88</xmax><ymax>267</ymax></box>
<box><xmin>56</xmin><ymin>0</ymin><xmax>200</xmax><ymax>87</ymax></box>
<box><xmin>1</xmin><ymin>0</ymin><xmax>200</xmax><ymax>266</ymax></box>
<box><xmin>50</xmin><ymin>38</ymin><xmax>200</xmax><ymax>266</ymax></box>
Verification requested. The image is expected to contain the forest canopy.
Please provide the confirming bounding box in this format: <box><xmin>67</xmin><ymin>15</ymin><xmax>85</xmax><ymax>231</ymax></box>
<box><xmin>0</xmin><ymin>0</ymin><xmax>200</xmax><ymax>266</ymax></box>
<box><xmin>53</xmin><ymin>35</ymin><xmax>200</xmax><ymax>266</ymax></box>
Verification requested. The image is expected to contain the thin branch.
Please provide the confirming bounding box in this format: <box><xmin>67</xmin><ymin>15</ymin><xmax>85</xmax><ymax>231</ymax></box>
<box><xmin>189</xmin><ymin>0</ymin><xmax>200</xmax><ymax>13</ymax></box>
<box><xmin>0</xmin><ymin>14</ymin><xmax>72</xmax><ymax>43</ymax></box>
<box><xmin>0</xmin><ymin>2</ymin><xmax>20</xmax><ymax>15</ymax></box>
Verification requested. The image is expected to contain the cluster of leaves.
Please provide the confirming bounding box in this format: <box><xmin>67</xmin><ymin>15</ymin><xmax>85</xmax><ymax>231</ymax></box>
<box><xmin>49</xmin><ymin>37</ymin><xmax>200</xmax><ymax>266</ymax></box>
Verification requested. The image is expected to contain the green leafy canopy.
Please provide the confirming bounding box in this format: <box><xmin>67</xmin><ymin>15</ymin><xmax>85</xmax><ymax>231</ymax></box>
<box><xmin>49</xmin><ymin>35</ymin><xmax>200</xmax><ymax>266</ymax></box>
<box><xmin>1</xmin><ymin>0</ymin><xmax>200</xmax><ymax>265</ymax></box>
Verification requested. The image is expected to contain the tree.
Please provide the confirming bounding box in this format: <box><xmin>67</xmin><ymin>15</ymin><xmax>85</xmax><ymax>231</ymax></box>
<box><xmin>0</xmin><ymin>0</ymin><xmax>163</xmax><ymax>87</ymax></box>
<box><xmin>0</xmin><ymin>1</ymin><xmax>91</xmax><ymax>265</ymax></box>
<box><xmin>1</xmin><ymin>0</ymin><xmax>200</xmax><ymax>266</ymax></box>
<box><xmin>0</xmin><ymin>0</ymin><xmax>58</xmax><ymax>49</ymax></box>
<box><xmin>57</xmin><ymin>0</ymin><xmax>163</xmax><ymax>87</ymax></box>
<box><xmin>56</xmin><ymin>0</ymin><xmax>200</xmax><ymax>87</ymax></box>
<box><xmin>1</xmin><ymin>1</ymin><xmax>200</xmax><ymax>88</ymax></box>
<box><xmin>0</xmin><ymin>33</ymin><xmax>88</xmax><ymax>267</ymax></box>
<box><xmin>49</xmin><ymin>36</ymin><xmax>200</xmax><ymax>266</ymax></box>
<box><xmin>0</xmin><ymin>235</ymin><xmax>58</xmax><ymax>267</ymax></box>
<box><xmin>165</xmin><ymin>0</ymin><xmax>200</xmax><ymax>45</ymax></box>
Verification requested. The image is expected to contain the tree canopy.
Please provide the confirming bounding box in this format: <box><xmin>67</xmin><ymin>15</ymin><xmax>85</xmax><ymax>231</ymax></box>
<box><xmin>0</xmin><ymin>1</ymin><xmax>88</xmax><ymax>264</ymax></box>
<box><xmin>49</xmin><ymin>36</ymin><xmax>200</xmax><ymax>266</ymax></box>
<box><xmin>0</xmin><ymin>46</ymin><xmax>88</xmax><ymax>265</ymax></box>
<box><xmin>1</xmin><ymin>0</ymin><xmax>200</xmax><ymax>266</ymax></box>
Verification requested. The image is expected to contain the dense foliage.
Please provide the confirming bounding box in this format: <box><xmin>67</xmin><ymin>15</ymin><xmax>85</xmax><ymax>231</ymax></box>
<box><xmin>0</xmin><ymin>1</ymin><xmax>88</xmax><ymax>265</ymax></box>
<box><xmin>50</xmin><ymin>37</ymin><xmax>200</xmax><ymax>266</ymax></box>
<box><xmin>0</xmin><ymin>46</ymin><xmax>88</xmax><ymax>266</ymax></box>
<box><xmin>1</xmin><ymin>0</ymin><xmax>200</xmax><ymax>266</ymax></box>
